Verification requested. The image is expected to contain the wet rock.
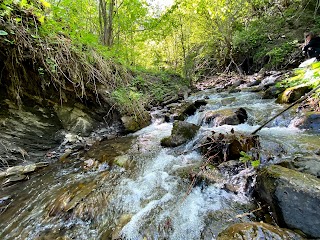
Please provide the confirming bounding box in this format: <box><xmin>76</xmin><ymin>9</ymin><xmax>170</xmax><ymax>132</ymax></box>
<box><xmin>262</xmin><ymin>86</ymin><xmax>285</xmax><ymax>99</ymax></box>
<box><xmin>198</xmin><ymin>167</ymin><xmax>225</xmax><ymax>184</ymax></box>
<box><xmin>217</xmin><ymin>160</ymin><xmax>243</xmax><ymax>175</ymax></box>
<box><xmin>0</xmin><ymin>162</ymin><xmax>49</xmax><ymax>181</ymax></box>
<box><xmin>247</xmin><ymin>79</ymin><xmax>262</xmax><ymax>87</ymax></box>
<box><xmin>194</xmin><ymin>99</ymin><xmax>208</xmax><ymax>108</ymax></box>
<box><xmin>83</xmin><ymin>158</ymin><xmax>99</xmax><ymax>169</ymax></box>
<box><xmin>172</xmin><ymin>102</ymin><xmax>197</xmax><ymax>121</ymax></box>
<box><xmin>112</xmin><ymin>214</ymin><xmax>132</xmax><ymax>240</ymax></box>
<box><xmin>255</xmin><ymin>165</ymin><xmax>320</xmax><ymax>238</ymax></box>
<box><xmin>279</xmin><ymin>156</ymin><xmax>320</xmax><ymax>177</ymax></box>
<box><xmin>161</xmin><ymin>121</ymin><xmax>200</xmax><ymax>147</ymax></box>
<box><xmin>0</xmin><ymin>196</ymin><xmax>12</xmax><ymax>213</ymax></box>
<box><xmin>203</xmin><ymin>108</ymin><xmax>248</xmax><ymax>126</ymax></box>
<box><xmin>292</xmin><ymin>112</ymin><xmax>320</xmax><ymax>133</ymax></box>
<box><xmin>121</xmin><ymin>114</ymin><xmax>151</xmax><ymax>133</ymax></box>
<box><xmin>171</xmin><ymin>164</ymin><xmax>200</xmax><ymax>179</ymax></box>
<box><xmin>260</xmin><ymin>73</ymin><xmax>282</xmax><ymax>87</ymax></box>
<box><xmin>276</xmin><ymin>85</ymin><xmax>312</xmax><ymax>104</ymax></box>
<box><xmin>164</xmin><ymin>100</ymin><xmax>206</xmax><ymax>122</ymax></box>
<box><xmin>114</xmin><ymin>154</ymin><xmax>134</xmax><ymax>170</ymax></box>
<box><xmin>2</xmin><ymin>174</ymin><xmax>27</xmax><ymax>186</ymax></box>
<box><xmin>47</xmin><ymin>172</ymin><xmax>113</xmax><ymax>220</ymax></box>
<box><xmin>217</xmin><ymin>222</ymin><xmax>304</xmax><ymax>240</ymax></box>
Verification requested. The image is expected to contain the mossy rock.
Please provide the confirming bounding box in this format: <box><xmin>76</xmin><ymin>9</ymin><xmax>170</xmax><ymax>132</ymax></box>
<box><xmin>121</xmin><ymin>114</ymin><xmax>151</xmax><ymax>133</ymax></box>
<box><xmin>276</xmin><ymin>85</ymin><xmax>312</xmax><ymax>104</ymax></box>
<box><xmin>217</xmin><ymin>222</ymin><xmax>304</xmax><ymax>240</ymax></box>
<box><xmin>160</xmin><ymin>121</ymin><xmax>200</xmax><ymax>147</ymax></box>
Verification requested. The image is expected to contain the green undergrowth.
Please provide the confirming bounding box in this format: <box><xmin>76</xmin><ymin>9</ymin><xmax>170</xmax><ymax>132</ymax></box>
<box><xmin>0</xmin><ymin>0</ymin><xmax>188</xmax><ymax>120</ymax></box>
<box><xmin>276</xmin><ymin>61</ymin><xmax>320</xmax><ymax>98</ymax></box>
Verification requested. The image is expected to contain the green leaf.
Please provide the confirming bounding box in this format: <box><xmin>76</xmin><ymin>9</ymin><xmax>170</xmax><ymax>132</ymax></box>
<box><xmin>31</xmin><ymin>34</ymin><xmax>40</xmax><ymax>39</ymax></box>
<box><xmin>251</xmin><ymin>159</ymin><xmax>260</xmax><ymax>168</ymax></box>
<box><xmin>0</xmin><ymin>30</ymin><xmax>8</xmax><ymax>36</ymax></box>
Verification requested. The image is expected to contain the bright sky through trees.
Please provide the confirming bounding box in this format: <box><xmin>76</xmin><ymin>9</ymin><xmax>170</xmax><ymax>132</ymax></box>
<box><xmin>148</xmin><ymin>0</ymin><xmax>174</xmax><ymax>10</ymax></box>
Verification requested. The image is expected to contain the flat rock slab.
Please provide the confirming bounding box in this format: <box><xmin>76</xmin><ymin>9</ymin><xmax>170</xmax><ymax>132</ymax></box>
<box><xmin>255</xmin><ymin>165</ymin><xmax>320</xmax><ymax>238</ymax></box>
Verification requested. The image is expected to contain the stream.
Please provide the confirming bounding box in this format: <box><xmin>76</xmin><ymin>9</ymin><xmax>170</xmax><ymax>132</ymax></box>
<box><xmin>0</xmin><ymin>91</ymin><xmax>319</xmax><ymax>239</ymax></box>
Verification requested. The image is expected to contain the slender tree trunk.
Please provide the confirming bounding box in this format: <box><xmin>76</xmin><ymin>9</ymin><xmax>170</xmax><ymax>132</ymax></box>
<box><xmin>178</xmin><ymin>16</ymin><xmax>187</xmax><ymax>78</ymax></box>
<box><xmin>99</xmin><ymin>0</ymin><xmax>108</xmax><ymax>45</ymax></box>
<box><xmin>106</xmin><ymin>0</ymin><xmax>115</xmax><ymax>46</ymax></box>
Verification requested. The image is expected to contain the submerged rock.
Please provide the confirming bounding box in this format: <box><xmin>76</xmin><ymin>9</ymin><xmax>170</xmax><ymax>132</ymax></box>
<box><xmin>47</xmin><ymin>172</ymin><xmax>113</xmax><ymax>220</ymax></box>
<box><xmin>161</xmin><ymin>121</ymin><xmax>200</xmax><ymax>147</ymax></box>
<box><xmin>217</xmin><ymin>222</ymin><xmax>304</xmax><ymax>240</ymax></box>
<box><xmin>255</xmin><ymin>165</ymin><xmax>320</xmax><ymax>238</ymax></box>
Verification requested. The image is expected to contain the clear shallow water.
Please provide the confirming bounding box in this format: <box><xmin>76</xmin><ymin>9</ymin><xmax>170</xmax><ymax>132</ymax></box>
<box><xmin>0</xmin><ymin>91</ymin><xmax>319</xmax><ymax>239</ymax></box>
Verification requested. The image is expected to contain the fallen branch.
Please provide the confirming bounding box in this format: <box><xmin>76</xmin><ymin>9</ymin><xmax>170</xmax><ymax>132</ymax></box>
<box><xmin>251</xmin><ymin>83</ymin><xmax>320</xmax><ymax>135</ymax></box>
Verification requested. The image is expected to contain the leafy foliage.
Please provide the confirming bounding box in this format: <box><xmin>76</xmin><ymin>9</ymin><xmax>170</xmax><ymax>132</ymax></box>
<box><xmin>240</xmin><ymin>151</ymin><xmax>260</xmax><ymax>168</ymax></box>
<box><xmin>276</xmin><ymin>62</ymin><xmax>320</xmax><ymax>97</ymax></box>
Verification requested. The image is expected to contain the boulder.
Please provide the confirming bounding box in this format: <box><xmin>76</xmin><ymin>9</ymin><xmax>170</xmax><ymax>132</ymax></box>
<box><xmin>55</xmin><ymin>105</ymin><xmax>95</xmax><ymax>136</ymax></box>
<box><xmin>292</xmin><ymin>112</ymin><xmax>320</xmax><ymax>133</ymax></box>
<box><xmin>194</xmin><ymin>99</ymin><xmax>208</xmax><ymax>108</ymax></box>
<box><xmin>121</xmin><ymin>114</ymin><xmax>151</xmax><ymax>133</ymax></box>
<box><xmin>203</xmin><ymin>108</ymin><xmax>248</xmax><ymax>126</ymax></box>
<box><xmin>262</xmin><ymin>86</ymin><xmax>285</xmax><ymax>99</ymax></box>
<box><xmin>161</xmin><ymin>121</ymin><xmax>200</xmax><ymax>147</ymax></box>
<box><xmin>217</xmin><ymin>222</ymin><xmax>304</xmax><ymax>240</ymax></box>
<box><xmin>278</xmin><ymin>155</ymin><xmax>320</xmax><ymax>178</ymax></box>
<box><xmin>173</xmin><ymin>102</ymin><xmax>197</xmax><ymax>121</ymax></box>
<box><xmin>255</xmin><ymin>165</ymin><xmax>320</xmax><ymax>238</ymax></box>
<box><xmin>276</xmin><ymin>85</ymin><xmax>312</xmax><ymax>104</ymax></box>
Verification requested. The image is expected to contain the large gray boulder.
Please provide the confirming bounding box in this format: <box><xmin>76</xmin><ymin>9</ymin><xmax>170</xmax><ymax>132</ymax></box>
<box><xmin>161</xmin><ymin>121</ymin><xmax>200</xmax><ymax>147</ymax></box>
<box><xmin>255</xmin><ymin>165</ymin><xmax>320</xmax><ymax>238</ymax></box>
<box><xmin>217</xmin><ymin>222</ymin><xmax>304</xmax><ymax>240</ymax></box>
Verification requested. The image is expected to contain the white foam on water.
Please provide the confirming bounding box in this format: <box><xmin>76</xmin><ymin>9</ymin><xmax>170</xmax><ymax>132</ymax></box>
<box><xmin>169</xmin><ymin>185</ymin><xmax>246</xmax><ymax>240</ymax></box>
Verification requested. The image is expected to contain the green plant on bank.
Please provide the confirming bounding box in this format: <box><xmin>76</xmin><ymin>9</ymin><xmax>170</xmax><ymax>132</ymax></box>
<box><xmin>111</xmin><ymin>87</ymin><xmax>147</xmax><ymax>118</ymax></box>
<box><xmin>265</xmin><ymin>41</ymin><xmax>297</xmax><ymax>69</ymax></box>
<box><xmin>239</xmin><ymin>151</ymin><xmax>260</xmax><ymax>168</ymax></box>
<box><xmin>276</xmin><ymin>62</ymin><xmax>320</xmax><ymax>97</ymax></box>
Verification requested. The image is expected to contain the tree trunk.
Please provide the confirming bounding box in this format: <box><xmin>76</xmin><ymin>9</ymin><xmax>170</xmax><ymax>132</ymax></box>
<box><xmin>99</xmin><ymin>0</ymin><xmax>114</xmax><ymax>46</ymax></box>
<box><xmin>106</xmin><ymin>0</ymin><xmax>115</xmax><ymax>47</ymax></box>
<box><xmin>99</xmin><ymin>0</ymin><xmax>108</xmax><ymax>45</ymax></box>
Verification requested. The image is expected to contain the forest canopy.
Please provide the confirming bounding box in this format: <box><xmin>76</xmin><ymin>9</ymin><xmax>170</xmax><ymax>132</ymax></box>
<box><xmin>1</xmin><ymin>0</ymin><xmax>320</xmax><ymax>81</ymax></box>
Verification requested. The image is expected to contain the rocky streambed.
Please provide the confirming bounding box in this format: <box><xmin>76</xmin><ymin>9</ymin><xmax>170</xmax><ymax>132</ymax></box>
<box><xmin>0</xmin><ymin>70</ymin><xmax>319</xmax><ymax>239</ymax></box>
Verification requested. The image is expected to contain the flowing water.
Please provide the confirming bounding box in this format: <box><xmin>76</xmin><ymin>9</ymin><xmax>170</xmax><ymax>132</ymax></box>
<box><xmin>0</xmin><ymin>91</ymin><xmax>319</xmax><ymax>240</ymax></box>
